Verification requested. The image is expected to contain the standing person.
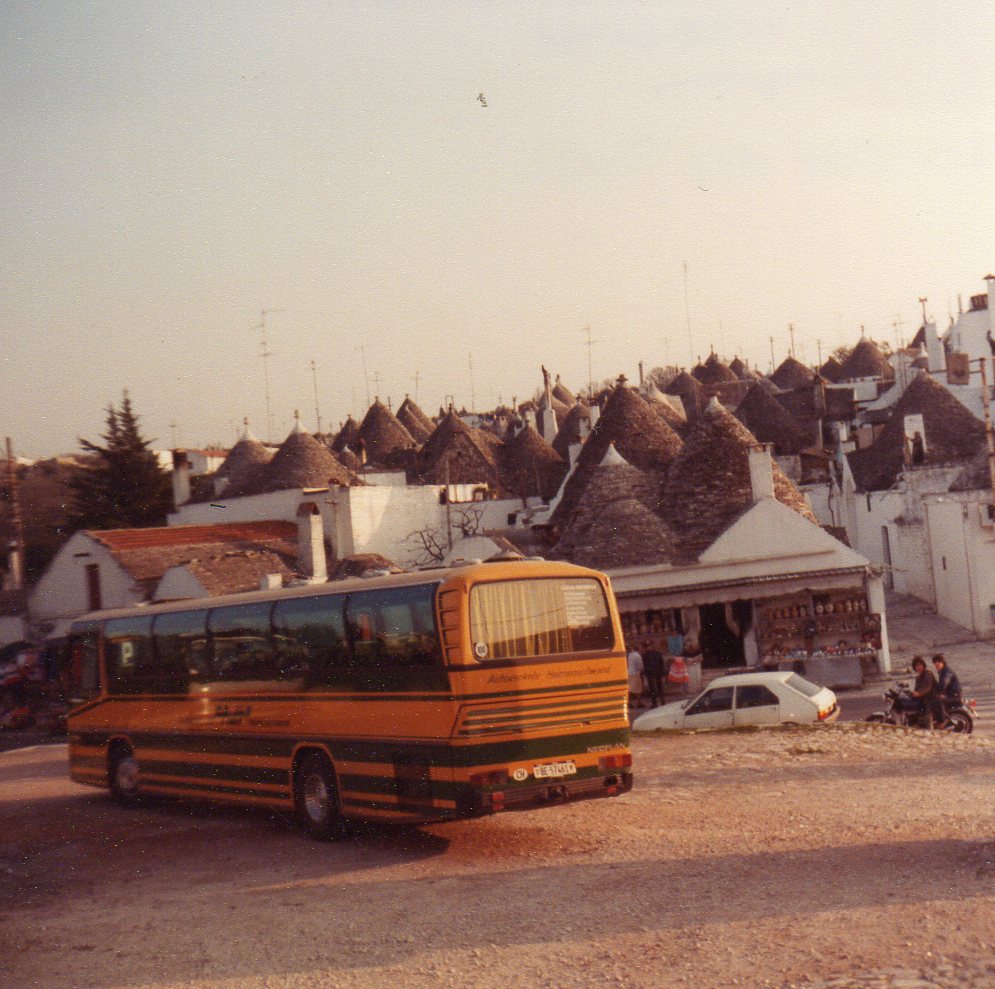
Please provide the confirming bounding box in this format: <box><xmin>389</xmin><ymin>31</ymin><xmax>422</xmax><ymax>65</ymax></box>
<box><xmin>627</xmin><ymin>643</ymin><xmax>645</xmax><ymax>710</ymax></box>
<box><xmin>642</xmin><ymin>641</ymin><xmax>665</xmax><ymax>709</ymax></box>
<box><xmin>931</xmin><ymin>653</ymin><xmax>961</xmax><ymax>727</ymax></box>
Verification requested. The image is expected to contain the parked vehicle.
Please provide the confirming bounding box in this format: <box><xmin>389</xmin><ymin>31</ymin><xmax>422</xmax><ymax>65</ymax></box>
<box><xmin>865</xmin><ymin>682</ymin><xmax>976</xmax><ymax>734</ymax></box>
<box><xmin>632</xmin><ymin>671</ymin><xmax>838</xmax><ymax>732</ymax></box>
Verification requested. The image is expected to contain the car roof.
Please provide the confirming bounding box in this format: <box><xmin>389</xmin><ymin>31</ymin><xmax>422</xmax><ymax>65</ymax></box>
<box><xmin>700</xmin><ymin>671</ymin><xmax>799</xmax><ymax>688</ymax></box>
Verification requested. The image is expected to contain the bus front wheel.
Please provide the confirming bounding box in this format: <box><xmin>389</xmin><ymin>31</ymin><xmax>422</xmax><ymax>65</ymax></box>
<box><xmin>294</xmin><ymin>751</ymin><xmax>344</xmax><ymax>841</ymax></box>
<box><xmin>109</xmin><ymin>743</ymin><xmax>141</xmax><ymax>807</ymax></box>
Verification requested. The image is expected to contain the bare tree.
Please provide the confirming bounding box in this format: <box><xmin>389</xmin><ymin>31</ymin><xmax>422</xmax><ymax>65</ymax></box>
<box><xmin>401</xmin><ymin>504</ymin><xmax>485</xmax><ymax>567</ymax></box>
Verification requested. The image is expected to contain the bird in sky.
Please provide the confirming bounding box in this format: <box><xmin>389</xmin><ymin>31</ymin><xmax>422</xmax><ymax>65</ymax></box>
<box><xmin>477</xmin><ymin>93</ymin><xmax>488</xmax><ymax>107</ymax></box>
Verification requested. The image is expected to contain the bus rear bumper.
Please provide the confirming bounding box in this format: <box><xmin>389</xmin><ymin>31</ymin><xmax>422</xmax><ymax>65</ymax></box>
<box><xmin>461</xmin><ymin>771</ymin><xmax>633</xmax><ymax>817</ymax></box>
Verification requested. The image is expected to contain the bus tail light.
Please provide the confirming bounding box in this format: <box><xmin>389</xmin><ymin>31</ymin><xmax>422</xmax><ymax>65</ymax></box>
<box><xmin>598</xmin><ymin>754</ymin><xmax>632</xmax><ymax>771</ymax></box>
<box><xmin>470</xmin><ymin>769</ymin><xmax>508</xmax><ymax>786</ymax></box>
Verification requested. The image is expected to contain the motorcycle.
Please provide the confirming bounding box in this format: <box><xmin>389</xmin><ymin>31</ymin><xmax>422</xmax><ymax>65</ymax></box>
<box><xmin>866</xmin><ymin>681</ymin><xmax>976</xmax><ymax>734</ymax></box>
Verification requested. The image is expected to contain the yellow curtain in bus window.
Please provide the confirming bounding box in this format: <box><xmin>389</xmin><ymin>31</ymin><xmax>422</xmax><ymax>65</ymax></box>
<box><xmin>469</xmin><ymin>579</ymin><xmax>605</xmax><ymax>661</ymax></box>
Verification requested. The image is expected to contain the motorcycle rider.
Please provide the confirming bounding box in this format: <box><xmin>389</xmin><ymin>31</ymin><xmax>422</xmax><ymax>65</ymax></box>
<box><xmin>931</xmin><ymin>653</ymin><xmax>961</xmax><ymax>728</ymax></box>
<box><xmin>903</xmin><ymin>655</ymin><xmax>937</xmax><ymax>726</ymax></box>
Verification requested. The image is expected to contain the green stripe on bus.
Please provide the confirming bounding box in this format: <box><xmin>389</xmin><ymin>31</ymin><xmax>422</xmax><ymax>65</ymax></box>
<box><xmin>141</xmin><ymin>758</ymin><xmax>289</xmax><ymax>787</ymax></box>
<box><xmin>76</xmin><ymin>726</ymin><xmax>629</xmax><ymax>767</ymax></box>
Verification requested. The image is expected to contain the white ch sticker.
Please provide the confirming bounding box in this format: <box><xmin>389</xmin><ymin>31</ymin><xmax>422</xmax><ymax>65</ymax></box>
<box><xmin>474</xmin><ymin>642</ymin><xmax>489</xmax><ymax>658</ymax></box>
<box><xmin>512</xmin><ymin>768</ymin><xmax>529</xmax><ymax>782</ymax></box>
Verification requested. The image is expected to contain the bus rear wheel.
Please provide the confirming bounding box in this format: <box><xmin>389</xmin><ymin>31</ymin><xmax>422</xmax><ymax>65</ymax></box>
<box><xmin>294</xmin><ymin>751</ymin><xmax>344</xmax><ymax>841</ymax></box>
<box><xmin>109</xmin><ymin>743</ymin><xmax>141</xmax><ymax>807</ymax></box>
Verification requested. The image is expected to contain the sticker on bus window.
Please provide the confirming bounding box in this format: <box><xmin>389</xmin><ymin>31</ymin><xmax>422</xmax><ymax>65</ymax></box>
<box><xmin>474</xmin><ymin>642</ymin><xmax>488</xmax><ymax>658</ymax></box>
<box><xmin>119</xmin><ymin>641</ymin><xmax>135</xmax><ymax>669</ymax></box>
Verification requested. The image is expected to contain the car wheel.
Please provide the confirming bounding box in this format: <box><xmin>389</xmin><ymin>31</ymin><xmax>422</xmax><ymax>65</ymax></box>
<box><xmin>109</xmin><ymin>743</ymin><xmax>141</xmax><ymax>807</ymax></box>
<box><xmin>294</xmin><ymin>751</ymin><xmax>345</xmax><ymax>841</ymax></box>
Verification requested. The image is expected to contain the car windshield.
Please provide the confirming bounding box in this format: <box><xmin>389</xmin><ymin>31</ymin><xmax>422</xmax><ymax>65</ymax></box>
<box><xmin>786</xmin><ymin>673</ymin><xmax>823</xmax><ymax>698</ymax></box>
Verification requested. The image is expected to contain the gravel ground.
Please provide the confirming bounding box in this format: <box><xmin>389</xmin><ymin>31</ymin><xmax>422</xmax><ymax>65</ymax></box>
<box><xmin>2</xmin><ymin>723</ymin><xmax>993</xmax><ymax>989</ymax></box>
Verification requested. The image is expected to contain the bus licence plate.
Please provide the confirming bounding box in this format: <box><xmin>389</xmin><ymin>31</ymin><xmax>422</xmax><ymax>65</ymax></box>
<box><xmin>533</xmin><ymin>761</ymin><xmax>577</xmax><ymax>779</ymax></box>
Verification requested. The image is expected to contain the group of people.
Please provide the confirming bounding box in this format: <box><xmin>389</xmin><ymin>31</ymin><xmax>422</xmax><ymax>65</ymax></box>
<box><xmin>626</xmin><ymin>638</ymin><xmax>696</xmax><ymax>709</ymax></box>
<box><xmin>905</xmin><ymin>653</ymin><xmax>962</xmax><ymax>728</ymax></box>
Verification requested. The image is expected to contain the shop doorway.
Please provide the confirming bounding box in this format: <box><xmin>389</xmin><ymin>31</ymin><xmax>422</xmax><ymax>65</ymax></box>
<box><xmin>698</xmin><ymin>602</ymin><xmax>747</xmax><ymax>668</ymax></box>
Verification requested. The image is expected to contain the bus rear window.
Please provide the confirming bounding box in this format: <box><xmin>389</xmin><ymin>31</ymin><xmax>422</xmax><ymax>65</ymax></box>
<box><xmin>468</xmin><ymin>578</ymin><xmax>614</xmax><ymax>661</ymax></box>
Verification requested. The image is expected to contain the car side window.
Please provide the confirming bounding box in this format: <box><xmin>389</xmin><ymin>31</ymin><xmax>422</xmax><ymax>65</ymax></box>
<box><xmin>736</xmin><ymin>684</ymin><xmax>779</xmax><ymax>709</ymax></box>
<box><xmin>686</xmin><ymin>686</ymin><xmax>734</xmax><ymax>715</ymax></box>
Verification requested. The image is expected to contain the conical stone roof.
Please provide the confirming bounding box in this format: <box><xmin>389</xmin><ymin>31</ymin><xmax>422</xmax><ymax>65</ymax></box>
<box><xmin>818</xmin><ymin>356</ymin><xmax>845</xmax><ymax>383</ymax></box>
<box><xmin>549</xmin><ymin>384</ymin><xmax>682</xmax><ymax>527</ymax></box>
<box><xmin>664</xmin><ymin>370</ymin><xmax>707</xmax><ymax>421</ymax></box>
<box><xmin>840</xmin><ymin>338</ymin><xmax>894</xmax><ymax>381</ymax></box>
<box><xmin>848</xmin><ymin>372</ymin><xmax>985</xmax><ymax>491</ymax></box>
<box><xmin>554</xmin><ymin>450</ymin><xmax>673</xmax><ymax>569</ymax></box>
<box><xmin>258</xmin><ymin>424</ymin><xmax>357</xmax><ymax>492</ymax></box>
<box><xmin>662</xmin><ymin>398</ymin><xmax>817</xmax><ymax>562</ymax></box>
<box><xmin>552</xmin><ymin>401</ymin><xmax>593</xmax><ymax>461</ymax></box>
<box><xmin>357</xmin><ymin>400</ymin><xmax>417</xmax><ymax>465</ymax></box>
<box><xmin>214</xmin><ymin>424</ymin><xmax>273</xmax><ymax>494</ymax></box>
<box><xmin>416</xmin><ymin>411</ymin><xmax>504</xmax><ymax>489</ymax></box>
<box><xmin>733</xmin><ymin>383</ymin><xmax>810</xmax><ymax>456</ymax></box>
<box><xmin>396</xmin><ymin>396</ymin><xmax>434</xmax><ymax>445</ymax></box>
<box><xmin>770</xmin><ymin>355</ymin><xmax>815</xmax><ymax>391</ymax></box>
<box><xmin>693</xmin><ymin>353</ymin><xmax>738</xmax><ymax>385</ymax></box>
<box><xmin>331</xmin><ymin>416</ymin><xmax>360</xmax><ymax>454</ymax></box>
<box><xmin>501</xmin><ymin>423</ymin><xmax>568</xmax><ymax>501</ymax></box>
<box><xmin>552</xmin><ymin>376</ymin><xmax>576</xmax><ymax>406</ymax></box>
<box><xmin>729</xmin><ymin>356</ymin><xmax>762</xmax><ymax>381</ymax></box>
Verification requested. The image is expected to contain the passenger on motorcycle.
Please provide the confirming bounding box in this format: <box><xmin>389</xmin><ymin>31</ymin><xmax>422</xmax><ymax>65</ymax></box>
<box><xmin>931</xmin><ymin>653</ymin><xmax>961</xmax><ymax>728</ymax></box>
<box><xmin>903</xmin><ymin>656</ymin><xmax>937</xmax><ymax>723</ymax></box>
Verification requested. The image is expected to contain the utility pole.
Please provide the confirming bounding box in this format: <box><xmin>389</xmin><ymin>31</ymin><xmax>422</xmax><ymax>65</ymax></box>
<box><xmin>250</xmin><ymin>308</ymin><xmax>284</xmax><ymax>443</ymax></box>
<box><xmin>355</xmin><ymin>345</ymin><xmax>370</xmax><ymax>407</ymax></box>
<box><xmin>468</xmin><ymin>352</ymin><xmax>475</xmax><ymax>412</ymax></box>
<box><xmin>584</xmin><ymin>325</ymin><xmax>597</xmax><ymax>399</ymax></box>
<box><xmin>413</xmin><ymin>370</ymin><xmax>421</xmax><ymax>403</ymax></box>
<box><xmin>817</xmin><ymin>339</ymin><xmax>823</xmax><ymax>366</ymax></box>
<box><xmin>769</xmin><ymin>335</ymin><xmax>775</xmax><ymax>372</ymax></box>
<box><xmin>919</xmin><ymin>297</ymin><xmax>928</xmax><ymax>325</ymax></box>
<box><xmin>788</xmin><ymin>323</ymin><xmax>795</xmax><ymax>358</ymax></box>
<box><xmin>4</xmin><ymin>438</ymin><xmax>24</xmax><ymax>591</ymax></box>
<box><xmin>310</xmin><ymin>359</ymin><xmax>322</xmax><ymax>436</ymax></box>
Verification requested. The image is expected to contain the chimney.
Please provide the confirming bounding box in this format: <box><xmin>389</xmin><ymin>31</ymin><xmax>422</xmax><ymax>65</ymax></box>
<box><xmin>748</xmin><ymin>444</ymin><xmax>775</xmax><ymax>502</ymax></box>
<box><xmin>259</xmin><ymin>573</ymin><xmax>283</xmax><ymax>591</ymax></box>
<box><xmin>4</xmin><ymin>541</ymin><xmax>24</xmax><ymax>591</ymax></box>
<box><xmin>297</xmin><ymin>501</ymin><xmax>328</xmax><ymax>582</ymax></box>
<box><xmin>172</xmin><ymin>449</ymin><xmax>191</xmax><ymax>508</ymax></box>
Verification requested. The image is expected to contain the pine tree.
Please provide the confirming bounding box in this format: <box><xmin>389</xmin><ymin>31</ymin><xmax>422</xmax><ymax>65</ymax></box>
<box><xmin>67</xmin><ymin>391</ymin><xmax>173</xmax><ymax>531</ymax></box>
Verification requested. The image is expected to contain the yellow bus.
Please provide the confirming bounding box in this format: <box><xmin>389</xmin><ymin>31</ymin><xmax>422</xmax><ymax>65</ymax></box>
<box><xmin>66</xmin><ymin>559</ymin><xmax>632</xmax><ymax>838</ymax></box>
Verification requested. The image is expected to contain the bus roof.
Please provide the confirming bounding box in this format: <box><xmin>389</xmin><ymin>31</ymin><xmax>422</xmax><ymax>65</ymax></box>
<box><xmin>71</xmin><ymin>558</ymin><xmax>607</xmax><ymax>626</ymax></box>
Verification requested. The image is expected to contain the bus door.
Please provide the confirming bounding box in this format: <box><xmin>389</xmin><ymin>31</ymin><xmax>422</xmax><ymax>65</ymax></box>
<box><xmin>67</xmin><ymin>625</ymin><xmax>102</xmax><ymax>706</ymax></box>
<box><xmin>345</xmin><ymin>585</ymin><xmax>448</xmax><ymax>813</ymax></box>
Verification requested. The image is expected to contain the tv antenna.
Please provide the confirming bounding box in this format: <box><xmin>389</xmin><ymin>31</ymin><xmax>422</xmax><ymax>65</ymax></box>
<box><xmin>250</xmin><ymin>308</ymin><xmax>284</xmax><ymax>442</ymax></box>
<box><xmin>583</xmin><ymin>325</ymin><xmax>598</xmax><ymax>399</ymax></box>
<box><xmin>355</xmin><ymin>345</ymin><xmax>370</xmax><ymax>407</ymax></box>
<box><xmin>310</xmin><ymin>359</ymin><xmax>322</xmax><ymax>436</ymax></box>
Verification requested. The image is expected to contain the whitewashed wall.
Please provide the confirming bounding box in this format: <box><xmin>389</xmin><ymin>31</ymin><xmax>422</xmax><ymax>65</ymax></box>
<box><xmin>29</xmin><ymin>533</ymin><xmax>143</xmax><ymax>627</ymax></box>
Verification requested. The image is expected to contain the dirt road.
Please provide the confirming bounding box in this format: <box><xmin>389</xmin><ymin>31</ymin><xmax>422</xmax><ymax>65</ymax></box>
<box><xmin>2</xmin><ymin>725</ymin><xmax>993</xmax><ymax>989</ymax></box>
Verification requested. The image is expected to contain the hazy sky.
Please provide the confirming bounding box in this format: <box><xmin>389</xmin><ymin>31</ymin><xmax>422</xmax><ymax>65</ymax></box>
<box><xmin>3</xmin><ymin>2</ymin><xmax>994</xmax><ymax>457</ymax></box>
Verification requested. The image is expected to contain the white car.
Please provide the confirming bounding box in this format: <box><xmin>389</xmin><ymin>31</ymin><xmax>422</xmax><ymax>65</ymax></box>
<box><xmin>632</xmin><ymin>670</ymin><xmax>839</xmax><ymax>732</ymax></box>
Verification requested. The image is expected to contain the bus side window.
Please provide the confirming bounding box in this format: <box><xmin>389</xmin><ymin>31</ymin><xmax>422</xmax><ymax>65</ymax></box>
<box><xmin>104</xmin><ymin>616</ymin><xmax>155</xmax><ymax>695</ymax></box>
<box><xmin>152</xmin><ymin>610</ymin><xmax>209</xmax><ymax>692</ymax></box>
<box><xmin>347</xmin><ymin>586</ymin><xmax>441</xmax><ymax>670</ymax></box>
<box><xmin>207</xmin><ymin>602</ymin><xmax>277</xmax><ymax>682</ymax></box>
<box><xmin>271</xmin><ymin>594</ymin><xmax>349</xmax><ymax>687</ymax></box>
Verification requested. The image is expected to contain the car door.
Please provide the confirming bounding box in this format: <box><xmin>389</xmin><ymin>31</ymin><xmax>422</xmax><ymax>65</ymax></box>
<box><xmin>682</xmin><ymin>685</ymin><xmax>735</xmax><ymax>729</ymax></box>
<box><xmin>733</xmin><ymin>683</ymin><xmax>781</xmax><ymax>726</ymax></box>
